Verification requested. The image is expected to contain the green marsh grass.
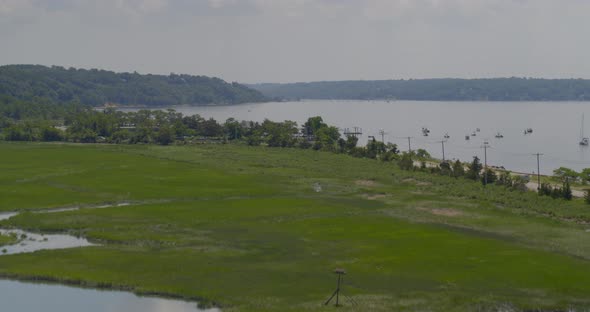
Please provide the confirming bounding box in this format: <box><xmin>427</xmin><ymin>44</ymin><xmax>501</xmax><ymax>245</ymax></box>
<box><xmin>1</xmin><ymin>142</ymin><xmax>590</xmax><ymax>310</ymax></box>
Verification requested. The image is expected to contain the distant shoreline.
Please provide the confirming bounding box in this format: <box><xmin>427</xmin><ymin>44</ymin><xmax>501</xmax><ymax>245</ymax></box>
<box><xmin>250</xmin><ymin>78</ymin><xmax>590</xmax><ymax>102</ymax></box>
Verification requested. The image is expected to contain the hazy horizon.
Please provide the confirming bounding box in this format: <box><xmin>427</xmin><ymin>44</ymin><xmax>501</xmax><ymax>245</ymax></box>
<box><xmin>2</xmin><ymin>0</ymin><xmax>590</xmax><ymax>83</ymax></box>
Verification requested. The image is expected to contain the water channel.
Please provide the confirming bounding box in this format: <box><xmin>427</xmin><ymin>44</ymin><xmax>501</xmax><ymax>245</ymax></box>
<box><xmin>0</xmin><ymin>205</ymin><xmax>217</xmax><ymax>312</ymax></box>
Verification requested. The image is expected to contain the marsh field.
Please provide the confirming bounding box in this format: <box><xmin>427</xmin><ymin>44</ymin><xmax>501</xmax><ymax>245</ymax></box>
<box><xmin>2</xmin><ymin>142</ymin><xmax>590</xmax><ymax>311</ymax></box>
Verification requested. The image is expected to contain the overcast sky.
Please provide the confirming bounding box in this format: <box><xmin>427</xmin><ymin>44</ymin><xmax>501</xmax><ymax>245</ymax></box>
<box><xmin>1</xmin><ymin>0</ymin><xmax>589</xmax><ymax>83</ymax></box>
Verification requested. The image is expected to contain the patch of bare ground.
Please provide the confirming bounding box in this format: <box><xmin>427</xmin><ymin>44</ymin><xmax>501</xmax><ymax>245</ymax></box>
<box><xmin>401</xmin><ymin>178</ymin><xmax>432</xmax><ymax>186</ymax></box>
<box><xmin>431</xmin><ymin>208</ymin><xmax>463</xmax><ymax>217</ymax></box>
<box><xmin>362</xmin><ymin>193</ymin><xmax>387</xmax><ymax>200</ymax></box>
<box><xmin>417</xmin><ymin>207</ymin><xmax>463</xmax><ymax>217</ymax></box>
<box><xmin>410</xmin><ymin>190</ymin><xmax>434</xmax><ymax>196</ymax></box>
<box><xmin>355</xmin><ymin>179</ymin><xmax>377</xmax><ymax>187</ymax></box>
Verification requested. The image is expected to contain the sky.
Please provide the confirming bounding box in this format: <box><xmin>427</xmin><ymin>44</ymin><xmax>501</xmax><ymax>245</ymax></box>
<box><xmin>1</xmin><ymin>0</ymin><xmax>590</xmax><ymax>83</ymax></box>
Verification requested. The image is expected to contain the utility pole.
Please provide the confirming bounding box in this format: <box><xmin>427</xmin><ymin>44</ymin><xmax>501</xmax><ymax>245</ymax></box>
<box><xmin>533</xmin><ymin>153</ymin><xmax>544</xmax><ymax>190</ymax></box>
<box><xmin>378</xmin><ymin>129</ymin><xmax>387</xmax><ymax>143</ymax></box>
<box><xmin>482</xmin><ymin>141</ymin><xmax>490</xmax><ymax>186</ymax></box>
<box><xmin>436</xmin><ymin>140</ymin><xmax>447</xmax><ymax>161</ymax></box>
<box><xmin>406</xmin><ymin>137</ymin><xmax>412</xmax><ymax>153</ymax></box>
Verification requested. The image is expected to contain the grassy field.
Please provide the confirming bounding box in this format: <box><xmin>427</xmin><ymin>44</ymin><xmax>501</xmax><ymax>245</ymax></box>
<box><xmin>2</xmin><ymin>142</ymin><xmax>590</xmax><ymax>311</ymax></box>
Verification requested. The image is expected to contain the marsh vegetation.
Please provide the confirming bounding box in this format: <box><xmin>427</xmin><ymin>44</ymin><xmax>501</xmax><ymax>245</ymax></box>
<box><xmin>1</xmin><ymin>142</ymin><xmax>590</xmax><ymax>310</ymax></box>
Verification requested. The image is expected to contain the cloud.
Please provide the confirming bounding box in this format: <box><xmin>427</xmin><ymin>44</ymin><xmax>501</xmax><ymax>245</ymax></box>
<box><xmin>208</xmin><ymin>0</ymin><xmax>237</xmax><ymax>9</ymax></box>
<box><xmin>0</xmin><ymin>0</ymin><xmax>34</xmax><ymax>15</ymax></box>
<box><xmin>134</xmin><ymin>0</ymin><xmax>169</xmax><ymax>14</ymax></box>
<box><xmin>0</xmin><ymin>0</ymin><xmax>169</xmax><ymax>17</ymax></box>
<box><xmin>2</xmin><ymin>0</ymin><xmax>590</xmax><ymax>82</ymax></box>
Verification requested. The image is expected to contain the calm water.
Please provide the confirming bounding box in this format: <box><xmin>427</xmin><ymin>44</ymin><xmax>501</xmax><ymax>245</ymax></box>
<box><xmin>0</xmin><ymin>203</ymin><xmax>131</xmax><ymax>255</ymax></box>
<box><xmin>0</xmin><ymin>280</ymin><xmax>217</xmax><ymax>312</ymax></box>
<box><xmin>0</xmin><ymin>205</ymin><xmax>216</xmax><ymax>311</ymax></box>
<box><xmin>123</xmin><ymin>100</ymin><xmax>590</xmax><ymax>175</ymax></box>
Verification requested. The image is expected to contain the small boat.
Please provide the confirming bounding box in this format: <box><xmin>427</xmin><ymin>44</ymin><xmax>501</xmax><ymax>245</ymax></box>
<box><xmin>495</xmin><ymin>132</ymin><xmax>504</xmax><ymax>138</ymax></box>
<box><xmin>465</xmin><ymin>135</ymin><xmax>470</xmax><ymax>140</ymax></box>
<box><xmin>524</xmin><ymin>128</ymin><xmax>533</xmax><ymax>134</ymax></box>
<box><xmin>471</xmin><ymin>132</ymin><xmax>476</xmax><ymax>137</ymax></box>
<box><xmin>476</xmin><ymin>128</ymin><xmax>481</xmax><ymax>132</ymax></box>
<box><xmin>580</xmin><ymin>114</ymin><xmax>589</xmax><ymax>146</ymax></box>
<box><xmin>444</xmin><ymin>133</ymin><xmax>450</xmax><ymax>139</ymax></box>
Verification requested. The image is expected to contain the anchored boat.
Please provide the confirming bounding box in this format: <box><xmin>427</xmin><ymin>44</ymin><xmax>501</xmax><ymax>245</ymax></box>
<box><xmin>580</xmin><ymin>114</ymin><xmax>589</xmax><ymax>146</ymax></box>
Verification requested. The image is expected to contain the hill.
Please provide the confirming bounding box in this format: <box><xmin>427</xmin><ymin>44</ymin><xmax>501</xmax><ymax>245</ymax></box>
<box><xmin>0</xmin><ymin>65</ymin><xmax>268</xmax><ymax>107</ymax></box>
<box><xmin>251</xmin><ymin>78</ymin><xmax>590</xmax><ymax>101</ymax></box>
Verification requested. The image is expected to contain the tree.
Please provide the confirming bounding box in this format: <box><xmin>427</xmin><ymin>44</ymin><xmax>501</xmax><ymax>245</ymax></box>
<box><xmin>386</xmin><ymin>143</ymin><xmax>399</xmax><ymax>154</ymax></box>
<box><xmin>202</xmin><ymin>118</ymin><xmax>223</xmax><ymax>137</ymax></box>
<box><xmin>550</xmin><ymin>186</ymin><xmax>563</xmax><ymax>199</ymax></box>
<box><xmin>562</xmin><ymin>179</ymin><xmax>573</xmax><ymax>200</ymax></box>
<box><xmin>262</xmin><ymin>119</ymin><xmax>298</xmax><ymax>147</ymax></box>
<box><xmin>0</xmin><ymin>64</ymin><xmax>268</xmax><ymax>107</ymax></box>
<box><xmin>439</xmin><ymin>161</ymin><xmax>452</xmax><ymax>176</ymax></box>
<box><xmin>538</xmin><ymin>183</ymin><xmax>553</xmax><ymax>196</ymax></box>
<box><xmin>452</xmin><ymin>160</ymin><xmax>465</xmax><ymax>178</ymax></box>
<box><xmin>585</xmin><ymin>189</ymin><xmax>590</xmax><ymax>204</ymax></box>
<box><xmin>466</xmin><ymin>156</ymin><xmax>482</xmax><ymax>180</ymax></box>
<box><xmin>415</xmin><ymin>149</ymin><xmax>431</xmax><ymax>160</ymax></box>
<box><xmin>155</xmin><ymin>126</ymin><xmax>174</xmax><ymax>145</ymax></box>
<box><xmin>3</xmin><ymin>124</ymin><xmax>32</xmax><ymax>141</ymax></box>
<box><xmin>481</xmin><ymin>168</ymin><xmax>497</xmax><ymax>185</ymax></box>
<box><xmin>41</xmin><ymin>126</ymin><xmax>63</xmax><ymax>141</ymax></box>
<box><xmin>302</xmin><ymin>116</ymin><xmax>325</xmax><ymax>137</ymax></box>
<box><xmin>366</xmin><ymin>139</ymin><xmax>386</xmax><ymax>159</ymax></box>
<box><xmin>496</xmin><ymin>171</ymin><xmax>513</xmax><ymax>187</ymax></box>
<box><xmin>69</xmin><ymin>128</ymin><xmax>97</xmax><ymax>143</ymax></box>
<box><xmin>580</xmin><ymin>168</ymin><xmax>590</xmax><ymax>184</ymax></box>
<box><xmin>553</xmin><ymin>167</ymin><xmax>579</xmax><ymax>182</ymax></box>
<box><xmin>345</xmin><ymin>135</ymin><xmax>358</xmax><ymax>152</ymax></box>
<box><xmin>398</xmin><ymin>152</ymin><xmax>414</xmax><ymax>171</ymax></box>
<box><xmin>111</xmin><ymin>129</ymin><xmax>131</xmax><ymax>144</ymax></box>
<box><xmin>315</xmin><ymin>126</ymin><xmax>340</xmax><ymax>150</ymax></box>
<box><xmin>509</xmin><ymin>176</ymin><xmax>527</xmax><ymax>192</ymax></box>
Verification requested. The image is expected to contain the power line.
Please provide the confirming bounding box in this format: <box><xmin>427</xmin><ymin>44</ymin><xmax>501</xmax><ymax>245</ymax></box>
<box><xmin>395</xmin><ymin>136</ymin><xmax>415</xmax><ymax>152</ymax></box>
<box><xmin>434</xmin><ymin>140</ymin><xmax>447</xmax><ymax>161</ymax></box>
<box><xmin>533</xmin><ymin>153</ymin><xmax>544</xmax><ymax>189</ymax></box>
<box><xmin>378</xmin><ymin>129</ymin><xmax>387</xmax><ymax>142</ymax></box>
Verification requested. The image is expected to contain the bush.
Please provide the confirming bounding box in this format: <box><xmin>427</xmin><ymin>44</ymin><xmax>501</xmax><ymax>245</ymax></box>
<box><xmin>452</xmin><ymin>160</ymin><xmax>465</xmax><ymax>178</ymax></box>
<box><xmin>481</xmin><ymin>168</ymin><xmax>497</xmax><ymax>185</ymax></box>
<box><xmin>562</xmin><ymin>180</ymin><xmax>573</xmax><ymax>200</ymax></box>
<box><xmin>398</xmin><ymin>153</ymin><xmax>413</xmax><ymax>171</ymax></box>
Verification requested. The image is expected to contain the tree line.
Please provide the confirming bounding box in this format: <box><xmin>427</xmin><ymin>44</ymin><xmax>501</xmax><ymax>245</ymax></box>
<box><xmin>252</xmin><ymin>78</ymin><xmax>590</xmax><ymax>101</ymax></box>
<box><xmin>0</xmin><ymin>65</ymin><xmax>268</xmax><ymax>107</ymax></box>
<box><xmin>0</xmin><ymin>100</ymin><xmax>584</xmax><ymax>202</ymax></box>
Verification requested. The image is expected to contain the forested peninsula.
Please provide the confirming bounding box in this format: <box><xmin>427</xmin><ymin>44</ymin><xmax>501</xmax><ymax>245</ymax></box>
<box><xmin>0</xmin><ymin>65</ymin><xmax>268</xmax><ymax>107</ymax></box>
<box><xmin>251</xmin><ymin>78</ymin><xmax>590</xmax><ymax>101</ymax></box>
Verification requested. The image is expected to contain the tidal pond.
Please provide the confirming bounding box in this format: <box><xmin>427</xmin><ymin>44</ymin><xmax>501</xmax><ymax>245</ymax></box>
<box><xmin>0</xmin><ymin>279</ymin><xmax>218</xmax><ymax>312</ymax></box>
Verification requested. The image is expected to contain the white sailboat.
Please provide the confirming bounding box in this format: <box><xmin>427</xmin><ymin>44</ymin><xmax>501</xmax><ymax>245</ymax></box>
<box><xmin>580</xmin><ymin>114</ymin><xmax>589</xmax><ymax>146</ymax></box>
